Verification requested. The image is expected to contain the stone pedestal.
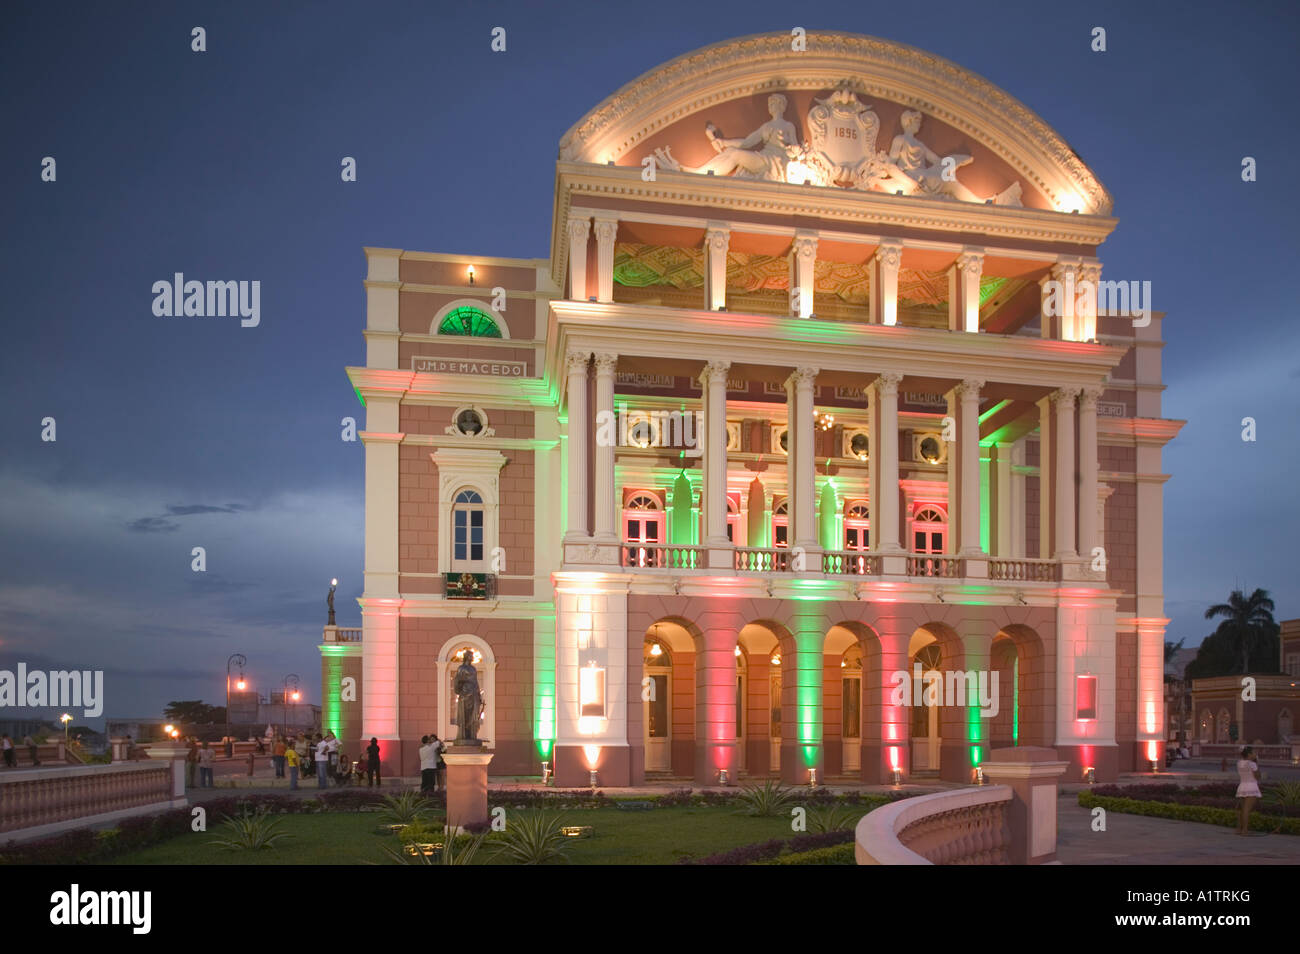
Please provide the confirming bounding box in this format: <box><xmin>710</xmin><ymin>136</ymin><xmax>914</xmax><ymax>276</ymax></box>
<box><xmin>982</xmin><ymin>746</ymin><xmax>1069</xmax><ymax>864</ymax></box>
<box><xmin>442</xmin><ymin>744</ymin><xmax>494</xmax><ymax>830</ymax></box>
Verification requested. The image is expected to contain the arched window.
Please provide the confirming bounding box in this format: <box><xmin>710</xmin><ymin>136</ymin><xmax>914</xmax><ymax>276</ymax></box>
<box><xmin>845</xmin><ymin>500</ymin><xmax>870</xmax><ymax>551</ymax></box>
<box><xmin>452</xmin><ymin>489</ymin><xmax>484</xmax><ymax>567</ymax></box>
<box><xmin>624</xmin><ymin>492</ymin><xmax>665</xmax><ymax>566</ymax></box>
<box><xmin>726</xmin><ymin>494</ymin><xmax>740</xmax><ymax>543</ymax></box>
<box><xmin>1199</xmin><ymin>709</ymin><xmax>1213</xmax><ymax>742</ymax></box>
<box><xmin>1216</xmin><ymin>708</ymin><xmax>1230</xmax><ymax>743</ymax></box>
<box><xmin>912</xmin><ymin>506</ymin><xmax>947</xmax><ymax>555</ymax></box>
<box><xmin>773</xmin><ymin>497</ymin><xmax>789</xmax><ymax>548</ymax></box>
<box><xmin>437</xmin><ymin>306</ymin><xmax>502</xmax><ymax>338</ymax></box>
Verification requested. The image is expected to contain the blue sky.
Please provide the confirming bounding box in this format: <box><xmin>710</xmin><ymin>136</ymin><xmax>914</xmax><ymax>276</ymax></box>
<box><xmin>1</xmin><ymin>0</ymin><xmax>1297</xmax><ymax>727</ymax></box>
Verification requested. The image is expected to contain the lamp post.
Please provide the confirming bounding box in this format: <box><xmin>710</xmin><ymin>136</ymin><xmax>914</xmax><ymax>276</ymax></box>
<box><xmin>226</xmin><ymin>653</ymin><xmax>247</xmax><ymax>754</ymax></box>
<box><xmin>327</xmin><ymin>578</ymin><xmax>338</xmax><ymax>626</ymax></box>
<box><xmin>281</xmin><ymin>674</ymin><xmax>300</xmax><ymax>736</ymax></box>
<box><xmin>61</xmin><ymin>713</ymin><xmax>72</xmax><ymax>745</ymax></box>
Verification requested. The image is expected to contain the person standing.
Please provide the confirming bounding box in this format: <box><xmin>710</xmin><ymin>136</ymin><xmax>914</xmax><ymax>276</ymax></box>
<box><xmin>315</xmin><ymin>735</ymin><xmax>330</xmax><ymax>789</ymax></box>
<box><xmin>418</xmin><ymin>736</ymin><xmax>436</xmax><ymax>792</ymax></box>
<box><xmin>285</xmin><ymin>743</ymin><xmax>300</xmax><ymax>791</ymax></box>
<box><xmin>325</xmin><ymin>732</ymin><xmax>339</xmax><ymax>774</ymax></box>
<box><xmin>429</xmin><ymin>733</ymin><xmax>446</xmax><ymax>792</ymax></box>
<box><xmin>1236</xmin><ymin>745</ymin><xmax>1262</xmax><ymax>835</ymax></box>
<box><xmin>365</xmin><ymin>737</ymin><xmax>381</xmax><ymax>787</ymax></box>
<box><xmin>185</xmin><ymin>737</ymin><xmax>200</xmax><ymax>788</ymax></box>
<box><xmin>1</xmin><ymin>734</ymin><xmax>15</xmax><ymax>768</ymax></box>
<box><xmin>198</xmin><ymin>741</ymin><xmax>215</xmax><ymax>788</ymax></box>
<box><xmin>22</xmin><ymin>735</ymin><xmax>39</xmax><ymax>766</ymax></box>
<box><xmin>272</xmin><ymin>736</ymin><xmax>287</xmax><ymax>778</ymax></box>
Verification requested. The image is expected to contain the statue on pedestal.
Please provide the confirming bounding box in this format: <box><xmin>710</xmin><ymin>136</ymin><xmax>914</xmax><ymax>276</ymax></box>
<box><xmin>453</xmin><ymin>654</ymin><xmax>483</xmax><ymax>744</ymax></box>
<box><xmin>326</xmin><ymin>582</ymin><xmax>336</xmax><ymax>626</ymax></box>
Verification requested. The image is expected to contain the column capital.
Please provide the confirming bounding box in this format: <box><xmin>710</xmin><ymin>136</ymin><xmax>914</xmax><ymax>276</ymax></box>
<box><xmin>956</xmin><ymin>377</ymin><xmax>985</xmax><ymax>398</ymax></box>
<box><xmin>1049</xmin><ymin>258</ymin><xmax>1080</xmax><ymax>281</ymax></box>
<box><xmin>873</xmin><ymin>240</ymin><xmax>903</xmax><ymax>269</ymax></box>
<box><xmin>955</xmin><ymin>249</ymin><xmax>984</xmax><ymax>272</ymax></box>
<box><xmin>1078</xmin><ymin>260</ymin><xmax>1102</xmax><ymax>283</ymax></box>
<box><xmin>592</xmin><ymin>217</ymin><xmax>619</xmax><ymax>243</ymax></box>
<box><xmin>700</xmin><ymin>359</ymin><xmax>731</xmax><ymax>383</ymax></box>
<box><xmin>565</xmin><ymin>350</ymin><xmax>591</xmax><ymax>375</ymax></box>
<box><xmin>1079</xmin><ymin>384</ymin><xmax>1104</xmax><ymax>408</ymax></box>
<box><xmin>792</xmin><ymin>232</ymin><xmax>818</xmax><ymax>260</ymax></box>
<box><xmin>789</xmin><ymin>366</ymin><xmax>819</xmax><ymax>388</ymax></box>
<box><xmin>705</xmin><ymin>225</ymin><xmax>731</xmax><ymax>251</ymax></box>
<box><xmin>593</xmin><ymin>352</ymin><xmax>618</xmax><ymax>375</ymax></box>
<box><xmin>1049</xmin><ymin>386</ymin><xmax>1080</xmax><ymax>409</ymax></box>
<box><xmin>874</xmin><ymin>371</ymin><xmax>903</xmax><ymax>396</ymax></box>
<box><xmin>566</xmin><ymin>216</ymin><xmax>591</xmax><ymax>243</ymax></box>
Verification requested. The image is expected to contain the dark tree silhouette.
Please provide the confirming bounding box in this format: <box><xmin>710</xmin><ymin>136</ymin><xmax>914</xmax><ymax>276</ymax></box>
<box><xmin>1186</xmin><ymin>589</ymin><xmax>1279</xmax><ymax>678</ymax></box>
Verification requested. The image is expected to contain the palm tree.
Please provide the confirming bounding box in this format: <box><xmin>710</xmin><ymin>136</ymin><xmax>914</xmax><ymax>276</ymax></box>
<box><xmin>1204</xmin><ymin>589</ymin><xmax>1277</xmax><ymax>674</ymax></box>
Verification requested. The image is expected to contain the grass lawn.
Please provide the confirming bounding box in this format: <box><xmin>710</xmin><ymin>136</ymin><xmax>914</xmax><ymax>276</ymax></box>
<box><xmin>106</xmin><ymin>804</ymin><xmax>848</xmax><ymax>865</ymax></box>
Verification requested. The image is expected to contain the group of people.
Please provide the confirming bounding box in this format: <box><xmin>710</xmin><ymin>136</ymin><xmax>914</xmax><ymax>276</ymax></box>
<box><xmin>419</xmin><ymin>734</ymin><xmax>447</xmax><ymax>792</ymax></box>
<box><xmin>0</xmin><ymin>734</ymin><xmax>41</xmax><ymax>768</ymax></box>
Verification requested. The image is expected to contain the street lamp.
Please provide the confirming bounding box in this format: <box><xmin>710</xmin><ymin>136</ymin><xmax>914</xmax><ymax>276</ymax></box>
<box><xmin>226</xmin><ymin>653</ymin><xmax>247</xmax><ymax>752</ymax></box>
<box><xmin>281</xmin><ymin>674</ymin><xmax>301</xmax><ymax>737</ymax></box>
<box><xmin>60</xmin><ymin>713</ymin><xmax>72</xmax><ymax>744</ymax></box>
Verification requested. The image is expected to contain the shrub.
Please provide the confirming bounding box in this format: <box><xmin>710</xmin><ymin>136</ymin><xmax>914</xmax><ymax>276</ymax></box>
<box><xmin>805</xmin><ymin>804</ymin><xmax>861</xmax><ymax>833</ymax></box>
<box><xmin>380</xmin><ymin>823</ymin><xmax>488</xmax><ymax>865</ymax></box>
<box><xmin>735</xmin><ymin>780</ymin><xmax>796</xmax><ymax>817</ymax></box>
<box><xmin>378</xmin><ymin>790</ymin><xmax>433</xmax><ymax>826</ymax></box>
<box><xmin>208</xmin><ymin>809</ymin><xmax>292</xmax><ymax>851</ymax></box>
<box><xmin>684</xmin><ymin>829</ymin><xmax>854</xmax><ymax>865</ymax></box>
<box><xmin>1078</xmin><ymin>792</ymin><xmax>1300</xmax><ymax>835</ymax></box>
<box><xmin>757</xmin><ymin>842</ymin><xmax>856</xmax><ymax>865</ymax></box>
<box><xmin>491</xmin><ymin>810</ymin><xmax>571</xmax><ymax>865</ymax></box>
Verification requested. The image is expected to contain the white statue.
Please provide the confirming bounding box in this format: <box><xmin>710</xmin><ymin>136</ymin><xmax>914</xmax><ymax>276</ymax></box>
<box><xmin>654</xmin><ymin>94</ymin><xmax>800</xmax><ymax>182</ymax></box>
<box><xmin>872</xmin><ymin>109</ymin><xmax>1022</xmax><ymax>206</ymax></box>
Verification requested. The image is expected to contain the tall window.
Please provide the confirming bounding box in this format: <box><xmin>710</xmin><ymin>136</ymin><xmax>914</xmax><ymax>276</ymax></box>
<box><xmin>844</xmin><ymin>501</ymin><xmax>870</xmax><ymax>551</ymax></box>
<box><xmin>911</xmin><ymin>506</ymin><xmax>946</xmax><ymax>554</ymax></box>
<box><xmin>773</xmin><ymin>498</ymin><xmax>789</xmax><ymax>548</ymax></box>
<box><xmin>624</xmin><ymin>493</ymin><xmax>664</xmax><ymax>566</ymax></box>
<box><xmin>437</xmin><ymin>306</ymin><xmax>502</xmax><ymax>338</ymax></box>
<box><xmin>452</xmin><ymin>489</ymin><xmax>484</xmax><ymax>567</ymax></box>
<box><xmin>726</xmin><ymin>494</ymin><xmax>740</xmax><ymax>543</ymax></box>
<box><xmin>842</xmin><ymin>643</ymin><xmax>862</xmax><ymax>739</ymax></box>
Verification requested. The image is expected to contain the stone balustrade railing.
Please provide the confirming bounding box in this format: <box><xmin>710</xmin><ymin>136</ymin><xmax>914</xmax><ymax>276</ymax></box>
<box><xmin>988</xmin><ymin>558</ymin><xmax>1061</xmax><ymax>582</ymax></box>
<box><xmin>323</xmin><ymin>626</ymin><xmax>362</xmax><ymax>642</ymax></box>
<box><xmin>621</xmin><ymin>543</ymin><xmax>704</xmax><ymax>569</ymax></box>
<box><xmin>822</xmin><ymin>550</ymin><xmax>881</xmax><ymax>576</ymax></box>
<box><xmin>0</xmin><ymin>760</ymin><xmax>186</xmax><ymax>839</ymax></box>
<box><xmin>855</xmin><ymin>787</ymin><xmax>1011</xmax><ymax>865</ymax></box>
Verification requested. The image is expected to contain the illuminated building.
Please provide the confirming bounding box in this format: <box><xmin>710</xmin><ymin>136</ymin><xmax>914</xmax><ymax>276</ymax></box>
<box><xmin>332</xmin><ymin>32</ymin><xmax>1181</xmax><ymax>784</ymax></box>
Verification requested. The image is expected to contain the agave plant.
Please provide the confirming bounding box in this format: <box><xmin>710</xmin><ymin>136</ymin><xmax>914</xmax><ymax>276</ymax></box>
<box><xmin>735</xmin><ymin>780</ymin><xmax>796</xmax><ymax>817</ymax></box>
<box><xmin>1265</xmin><ymin>781</ymin><xmax>1300</xmax><ymax>817</ymax></box>
<box><xmin>491</xmin><ymin>810</ymin><xmax>571</xmax><ymax>865</ymax></box>
<box><xmin>806</xmin><ymin>804</ymin><xmax>860</xmax><ymax>833</ymax></box>
<box><xmin>209</xmin><ymin>808</ymin><xmax>291</xmax><ymax>851</ymax></box>
<box><xmin>378</xmin><ymin>789</ymin><xmax>433</xmax><ymax>826</ymax></box>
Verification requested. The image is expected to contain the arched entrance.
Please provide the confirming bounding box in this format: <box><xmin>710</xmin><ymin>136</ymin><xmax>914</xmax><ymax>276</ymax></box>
<box><xmin>989</xmin><ymin>624</ymin><xmax>1049</xmax><ymax>749</ymax></box>
<box><xmin>640</xmin><ymin>619</ymin><xmax>696</xmax><ymax>777</ymax></box>
<box><xmin>738</xmin><ymin>622</ymin><xmax>782</xmax><ymax>777</ymax></box>
<box><xmin>643</xmin><ymin>635</ymin><xmax>672</xmax><ymax>772</ymax></box>
<box><xmin>907</xmin><ymin>623</ymin><xmax>966</xmax><ymax>778</ymax></box>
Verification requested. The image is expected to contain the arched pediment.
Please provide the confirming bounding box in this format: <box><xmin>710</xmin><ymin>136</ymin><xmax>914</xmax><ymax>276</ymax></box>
<box><xmin>559</xmin><ymin>32</ymin><xmax>1110</xmax><ymax>215</ymax></box>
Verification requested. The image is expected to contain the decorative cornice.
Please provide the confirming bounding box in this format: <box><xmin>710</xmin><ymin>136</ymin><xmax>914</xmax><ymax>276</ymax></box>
<box><xmin>556</xmin><ymin>31</ymin><xmax>1113</xmax><ymax>216</ymax></box>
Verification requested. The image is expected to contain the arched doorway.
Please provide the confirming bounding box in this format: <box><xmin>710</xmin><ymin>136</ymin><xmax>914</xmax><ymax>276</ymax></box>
<box><xmin>643</xmin><ymin>634</ymin><xmax>672</xmax><ymax>772</ymax></box>
<box><xmin>841</xmin><ymin>643</ymin><xmax>863</xmax><ymax>773</ymax></box>
<box><xmin>734</xmin><ymin>644</ymin><xmax>747</xmax><ymax>771</ymax></box>
<box><xmin>1216</xmin><ymin>708</ymin><xmax>1230</xmax><ymax>743</ymax></box>
<box><xmin>909</xmin><ymin>639</ymin><xmax>943</xmax><ymax>771</ymax></box>
<box><xmin>1199</xmin><ymin>709</ymin><xmax>1212</xmax><ymax>743</ymax></box>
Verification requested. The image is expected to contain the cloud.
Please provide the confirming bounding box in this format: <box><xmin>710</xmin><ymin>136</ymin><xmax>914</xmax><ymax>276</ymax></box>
<box><xmin>166</xmin><ymin>504</ymin><xmax>251</xmax><ymax>516</ymax></box>
<box><xmin>128</xmin><ymin>516</ymin><xmax>180</xmax><ymax>533</ymax></box>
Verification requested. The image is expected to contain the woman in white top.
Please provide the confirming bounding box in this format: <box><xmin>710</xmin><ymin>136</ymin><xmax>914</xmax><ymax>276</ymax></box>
<box><xmin>1235</xmin><ymin>746</ymin><xmax>1262</xmax><ymax>835</ymax></box>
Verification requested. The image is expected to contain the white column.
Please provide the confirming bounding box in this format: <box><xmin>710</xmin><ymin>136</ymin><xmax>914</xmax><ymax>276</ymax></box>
<box><xmin>788</xmin><ymin>366</ymin><xmax>819</xmax><ymax>552</ymax></box>
<box><xmin>995</xmin><ymin>442</ymin><xmax>1012</xmax><ymax>557</ymax></box>
<box><xmin>567</xmin><ymin>216</ymin><xmax>591</xmax><ymax>301</ymax></box>
<box><xmin>1045</xmin><ymin>259</ymin><xmax>1079</xmax><ymax>341</ymax></box>
<box><xmin>870</xmin><ymin>372</ymin><xmax>903</xmax><ymax>552</ymax></box>
<box><xmin>1077</xmin><ymin>385</ymin><xmax>1102</xmax><ymax>566</ymax></box>
<box><xmin>1010</xmin><ymin>439</ymin><xmax>1027</xmax><ymax>559</ymax></box>
<box><xmin>593</xmin><ymin>216</ymin><xmax>618</xmax><ymax>304</ymax></box>
<box><xmin>592</xmin><ymin>353</ymin><xmax>618</xmax><ymax>541</ymax></box>
<box><xmin>705</xmin><ymin>224</ymin><xmax>730</xmax><ymax>311</ymax></box>
<box><xmin>361</xmin><ymin>394</ymin><xmax>401</xmax><ymax>744</ymax></box>
<box><xmin>1052</xmin><ymin>387</ymin><xmax>1079</xmax><ymax>559</ymax></box>
<box><xmin>564</xmin><ymin>351</ymin><xmax>591</xmax><ymax>541</ymax></box>
<box><xmin>1078</xmin><ymin>261</ymin><xmax>1100</xmax><ymax>342</ymax></box>
<box><xmin>869</xmin><ymin>240</ymin><xmax>902</xmax><ymax>326</ymax></box>
<box><xmin>949</xmin><ymin>248</ymin><xmax>984</xmax><ymax>333</ymax></box>
<box><xmin>957</xmin><ymin>378</ymin><xmax>984</xmax><ymax>556</ymax></box>
<box><xmin>364</xmin><ymin>248</ymin><xmax>401</xmax><ymax>369</ymax></box>
<box><xmin>701</xmin><ymin>360</ymin><xmax>731</xmax><ymax>550</ymax></box>
<box><xmin>791</xmin><ymin>231</ymin><xmax>817</xmax><ymax>318</ymax></box>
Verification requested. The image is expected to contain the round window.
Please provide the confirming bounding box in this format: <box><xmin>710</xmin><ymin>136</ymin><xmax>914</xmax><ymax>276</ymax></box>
<box><xmin>850</xmin><ymin>433</ymin><xmax>869</xmax><ymax>459</ymax></box>
<box><xmin>456</xmin><ymin>409</ymin><xmax>484</xmax><ymax>435</ymax></box>
<box><xmin>920</xmin><ymin>436</ymin><xmax>942</xmax><ymax>463</ymax></box>
<box><xmin>778</xmin><ymin>429</ymin><xmax>789</xmax><ymax>452</ymax></box>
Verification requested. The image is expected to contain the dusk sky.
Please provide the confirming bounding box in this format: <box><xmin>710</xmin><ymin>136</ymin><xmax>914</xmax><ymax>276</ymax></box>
<box><xmin>2</xmin><ymin>0</ymin><xmax>1297</xmax><ymax>728</ymax></box>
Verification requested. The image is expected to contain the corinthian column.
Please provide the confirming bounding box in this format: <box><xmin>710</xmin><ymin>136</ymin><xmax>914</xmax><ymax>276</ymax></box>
<box><xmin>567</xmin><ymin>216</ymin><xmax>591</xmax><ymax>301</ymax></box>
<box><xmin>956</xmin><ymin>378</ymin><xmax>984</xmax><ymax>556</ymax></box>
<box><xmin>791</xmin><ymin>232</ymin><xmax>817</xmax><ymax>318</ymax></box>
<box><xmin>564</xmin><ymin>351</ymin><xmax>591</xmax><ymax>541</ymax></box>
<box><xmin>870</xmin><ymin>372</ymin><xmax>903</xmax><ymax>552</ymax></box>
<box><xmin>593</xmin><ymin>216</ymin><xmax>618</xmax><ymax>304</ymax></box>
<box><xmin>701</xmin><ymin>359</ymin><xmax>731</xmax><ymax>550</ymax></box>
<box><xmin>705</xmin><ymin>225</ymin><xmax>730</xmax><ymax>311</ymax></box>
<box><xmin>869</xmin><ymin>241</ymin><xmax>902</xmax><ymax>326</ymax></box>
<box><xmin>593</xmin><ymin>353</ymin><xmax>618</xmax><ymax>541</ymax></box>
<box><xmin>949</xmin><ymin>249</ymin><xmax>984</xmax><ymax>333</ymax></box>
<box><xmin>1077</xmin><ymin>384</ymin><xmax>1102</xmax><ymax>566</ymax></box>
<box><xmin>1051</xmin><ymin>387</ymin><xmax>1080</xmax><ymax>559</ymax></box>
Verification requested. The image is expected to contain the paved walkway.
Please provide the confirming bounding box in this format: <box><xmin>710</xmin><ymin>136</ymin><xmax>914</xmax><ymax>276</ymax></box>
<box><xmin>1056</xmin><ymin>799</ymin><xmax>1300</xmax><ymax>864</ymax></box>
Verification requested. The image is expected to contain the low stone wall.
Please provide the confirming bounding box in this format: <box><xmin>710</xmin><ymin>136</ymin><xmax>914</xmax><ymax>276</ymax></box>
<box><xmin>0</xmin><ymin>760</ymin><xmax>186</xmax><ymax>843</ymax></box>
<box><xmin>855</xmin><ymin>786</ymin><xmax>1012</xmax><ymax>864</ymax></box>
